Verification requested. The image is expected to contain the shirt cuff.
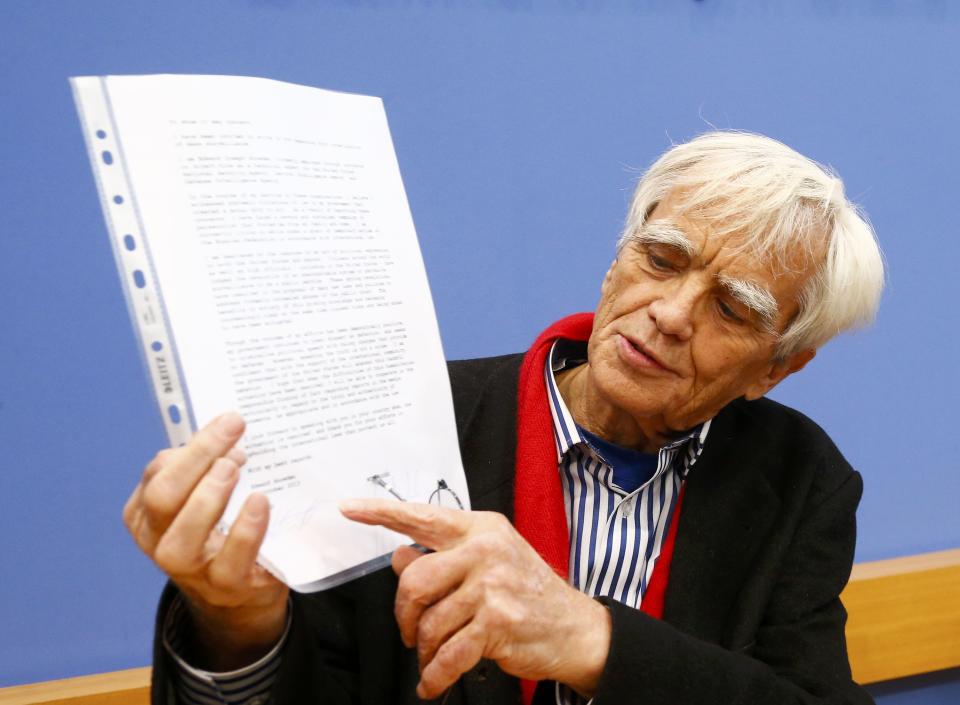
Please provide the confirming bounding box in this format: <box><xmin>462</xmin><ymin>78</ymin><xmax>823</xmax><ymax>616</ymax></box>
<box><xmin>162</xmin><ymin>593</ymin><xmax>291</xmax><ymax>705</ymax></box>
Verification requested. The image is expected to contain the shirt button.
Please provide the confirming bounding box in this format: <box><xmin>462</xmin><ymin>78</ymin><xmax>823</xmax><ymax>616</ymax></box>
<box><xmin>245</xmin><ymin>696</ymin><xmax>268</xmax><ymax>705</ymax></box>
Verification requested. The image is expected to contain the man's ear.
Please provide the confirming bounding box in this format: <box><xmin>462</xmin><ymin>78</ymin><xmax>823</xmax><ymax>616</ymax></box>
<box><xmin>743</xmin><ymin>348</ymin><xmax>816</xmax><ymax>401</ymax></box>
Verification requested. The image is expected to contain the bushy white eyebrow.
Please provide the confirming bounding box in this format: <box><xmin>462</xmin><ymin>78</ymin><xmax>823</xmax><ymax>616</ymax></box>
<box><xmin>630</xmin><ymin>221</ymin><xmax>697</xmax><ymax>257</ymax></box>
<box><xmin>630</xmin><ymin>220</ymin><xmax>780</xmax><ymax>333</ymax></box>
<box><xmin>717</xmin><ymin>274</ymin><xmax>779</xmax><ymax>332</ymax></box>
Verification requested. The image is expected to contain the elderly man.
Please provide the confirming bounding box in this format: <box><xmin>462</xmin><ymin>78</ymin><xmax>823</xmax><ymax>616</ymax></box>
<box><xmin>126</xmin><ymin>132</ymin><xmax>884</xmax><ymax>705</ymax></box>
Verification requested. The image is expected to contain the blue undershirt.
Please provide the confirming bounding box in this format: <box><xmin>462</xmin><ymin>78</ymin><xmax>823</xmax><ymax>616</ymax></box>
<box><xmin>575</xmin><ymin>425</ymin><xmax>659</xmax><ymax>493</ymax></box>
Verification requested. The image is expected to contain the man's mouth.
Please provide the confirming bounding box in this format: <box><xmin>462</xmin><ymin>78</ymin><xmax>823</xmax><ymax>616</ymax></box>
<box><xmin>618</xmin><ymin>334</ymin><xmax>675</xmax><ymax>374</ymax></box>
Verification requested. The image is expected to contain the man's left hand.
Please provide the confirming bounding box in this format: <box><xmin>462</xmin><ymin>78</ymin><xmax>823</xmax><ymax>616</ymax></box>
<box><xmin>338</xmin><ymin>499</ymin><xmax>611</xmax><ymax>700</ymax></box>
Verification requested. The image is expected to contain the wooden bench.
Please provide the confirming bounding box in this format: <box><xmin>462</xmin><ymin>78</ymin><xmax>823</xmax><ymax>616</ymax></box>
<box><xmin>2</xmin><ymin>548</ymin><xmax>958</xmax><ymax>705</ymax></box>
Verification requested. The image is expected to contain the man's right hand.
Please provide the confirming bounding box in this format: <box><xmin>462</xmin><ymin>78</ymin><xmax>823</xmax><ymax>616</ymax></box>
<box><xmin>123</xmin><ymin>412</ymin><xmax>289</xmax><ymax>671</ymax></box>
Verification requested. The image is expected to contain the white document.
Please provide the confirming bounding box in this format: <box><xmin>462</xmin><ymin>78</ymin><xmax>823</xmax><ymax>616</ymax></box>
<box><xmin>71</xmin><ymin>74</ymin><xmax>469</xmax><ymax>591</ymax></box>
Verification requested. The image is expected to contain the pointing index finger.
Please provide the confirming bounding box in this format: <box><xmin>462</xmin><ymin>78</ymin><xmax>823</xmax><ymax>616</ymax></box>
<box><xmin>339</xmin><ymin>499</ymin><xmax>470</xmax><ymax>551</ymax></box>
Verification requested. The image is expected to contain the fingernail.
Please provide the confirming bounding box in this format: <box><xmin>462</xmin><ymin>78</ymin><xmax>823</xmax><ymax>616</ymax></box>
<box><xmin>245</xmin><ymin>493</ymin><xmax>268</xmax><ymax>521</ymax></box>
<box><xmin>210</xmin><ymin>459</ymin><xmax>236</xmax><ymax>483</ymax></box>
<box><xmin>338</xmin><ymin>499</ymin><xmax>362</xmax><ymax>513</ymax></box>
<box><xmin>216</xmin><ymin>412</ymin><xmax>244</xmax><ymax>436</ymax></box>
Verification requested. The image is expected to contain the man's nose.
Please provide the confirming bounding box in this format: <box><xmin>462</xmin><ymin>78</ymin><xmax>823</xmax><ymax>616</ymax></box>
<box><xmin>647</xmin><ymin>280</ymin><xmax>698</xmax><ymax>340</ymax></box>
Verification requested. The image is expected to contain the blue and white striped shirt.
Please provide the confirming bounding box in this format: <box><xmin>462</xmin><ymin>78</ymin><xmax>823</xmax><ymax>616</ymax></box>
<box><xmin>165</xmin><ymin>340</ymin><xmax>711</xmax><ymax>704</ymax></box>
<box><xmin>547</xmin><ymin>340</ymin><xmax>710</xmax><ymax>605</ymax></box>
<box><xmin>546</xmin><ymin>340</ymin><xmax>709</xmax><ymax>704</ymax></box>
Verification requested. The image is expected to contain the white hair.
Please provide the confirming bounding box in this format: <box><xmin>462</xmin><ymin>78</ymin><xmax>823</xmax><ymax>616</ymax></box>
<box><xmin>618</xmin><ymin>131</ymin><xmax>885</xmax><ymax>359</ymax></box>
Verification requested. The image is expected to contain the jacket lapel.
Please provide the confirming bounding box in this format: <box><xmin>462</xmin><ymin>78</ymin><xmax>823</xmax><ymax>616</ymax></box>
<box><xmin>664</xmin><ymin>401</ymin><xmax>781</xmax><ymax>647</ymax></box>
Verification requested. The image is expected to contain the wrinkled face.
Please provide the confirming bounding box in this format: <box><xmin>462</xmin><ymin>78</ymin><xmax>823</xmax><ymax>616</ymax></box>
<box><xmin>587</xmin><ymin>194</ymin><xmax>814</xmax><ymax>440</ymax></box>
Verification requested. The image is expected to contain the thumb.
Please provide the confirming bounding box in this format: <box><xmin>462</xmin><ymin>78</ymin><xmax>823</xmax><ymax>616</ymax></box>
<box><xmin>391</xmin><ymin>544</ymin><xmax>428</xmax><ymax>576</ymax></box>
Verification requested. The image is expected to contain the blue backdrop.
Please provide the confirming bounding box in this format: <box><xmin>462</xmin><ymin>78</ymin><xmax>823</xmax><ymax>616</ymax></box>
<box><xmin>1</xmin><ymin>1</ymin><xmax>957</xmax><ymax>702</ymax></box>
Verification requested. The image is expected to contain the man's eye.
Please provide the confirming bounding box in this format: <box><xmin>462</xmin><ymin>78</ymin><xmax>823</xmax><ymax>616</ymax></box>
<box><xmin>718</xmin><ymin>299</ymin><xmax>745</xmax><ymax>323</ymax></box>
<box><xmin>647</xmin><ymin>254</ymin><xmax>674</xmax><ymax>271</ymax></box>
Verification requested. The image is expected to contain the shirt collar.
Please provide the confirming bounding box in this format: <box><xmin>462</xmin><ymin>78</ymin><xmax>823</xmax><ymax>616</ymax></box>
<box><xmin>544</xmin><ymin>339</ymin><xmax>711</xmax><ymax>472</ymax></box>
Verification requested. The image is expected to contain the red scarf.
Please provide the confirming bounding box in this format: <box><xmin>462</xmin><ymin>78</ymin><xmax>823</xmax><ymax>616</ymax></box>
<box><xmin>513</xmin><ymin>313</ymin><xmax>684</xmax><ymax>704</ymax></box>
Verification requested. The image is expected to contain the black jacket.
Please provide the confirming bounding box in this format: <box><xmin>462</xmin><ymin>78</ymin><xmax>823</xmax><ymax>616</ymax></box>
<box><xmin>152</xmin><ymin>354</ymin><xmax>873</xmax><ymax>704</ymax></box>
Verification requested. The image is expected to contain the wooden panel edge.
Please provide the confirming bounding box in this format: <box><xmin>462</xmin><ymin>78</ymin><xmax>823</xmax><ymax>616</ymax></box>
<box><xmin>849</xmin><ymin>548</ymin><xmax>960</xmax><ymax>581</ymax></box>
<box><xmin>0</xmin><ymin>667</ymin><xmax>151</xmax><ymax>705</ymax></box>
<box><xmin>844</xmin><ymin>550</ymin><xmax>960</xmax><ymax>684</ymax></box>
